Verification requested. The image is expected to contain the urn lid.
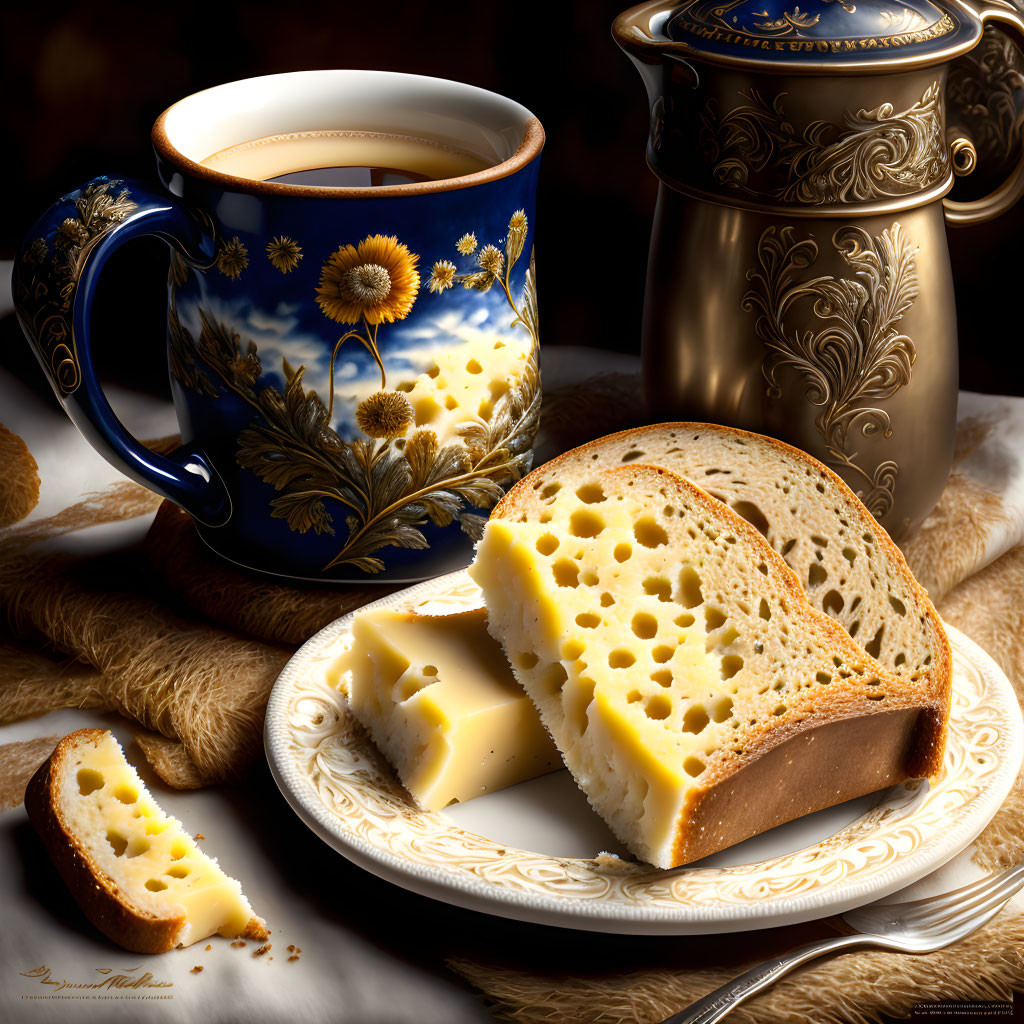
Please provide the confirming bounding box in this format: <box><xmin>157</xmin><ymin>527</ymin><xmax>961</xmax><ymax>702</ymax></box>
<box><xmin>659</xmin><ymin>0</ymin><xmax>976</xmax><ymax>65</ymax></box>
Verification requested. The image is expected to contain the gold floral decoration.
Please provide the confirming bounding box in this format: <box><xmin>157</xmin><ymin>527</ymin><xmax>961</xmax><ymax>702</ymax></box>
<box><xmin>266</xmin><ymin>235</ymin><xmax>303</xmax><ymax>273</ymax></box>
<box><xmin>216</xmin><ymin>237</ymin><xmax>249</xmax><ymax>279</ymax></box>
<box><xmin>477</xmin><ymin>244</ymin><xmax>505</xmax><ymax>276</ymax></box>
<box><xmin>435</xmin><ymin>210</ymin><xmax>534</xmax><ymax>313</ymax></box>
<box><xmin>316</xmin><ymin>234</ymin><xmax>422</xmax><ymax>407</ymax></box>
<box><xmin>355</xmin><ymin>390</ymin><xmax>415</xmax><ymax>439</ymax></box>
<box><xmin>56</xmin><ymin>218</ymin><xmax>90</xmax><ymax>250</ymax></box>
<box><xmin>429</xmin><ymin>260</ymin><xmax>457</xmax><ymax>293</ymax></box>
<box><xmin>169</xmin><ymin>297</ymin><xmax>539</xmax><ymax>571</ymax></box>
<box><xmin>14</xmin><ymin>180</ymin><xmax>138</xmax><ymax>397</ymax></box>
<box><xmin>229</xmin><ymin>344</ymin><xmax>263</xmax><ymax>389</ymax></box>
<box><xmin>165</xmin><ymin>210</ymin><xmax>539</xmax><ymax>574</ymax></box>
<box><xmin>89</xmin><ymin>188</ymin><xmax>134</xmax><ymax>226</ymax></box>
<box><xmin>24</xmin><ymin>238</ymin><xmax>48</xmax><ymax>265</ymax></box>
<box><xmin>169</xmin><ymin>250</ymin><xmax>190</xmax><ymax>289</ymax></box>
<box><xmin>506</xmin><ymin>209</ymin><xmax>528</xmax><ymax>268</ymax></box>
<box><xmin>461</xmin><ymin>271</ymin><xmax>496</xmax><ymax>292</ymax></box>
<box><xmin>456</xmin><ymin>232</ymin><xmax>478</xmax><ymax>255</ymax></box>
<box><xmin>404</xmin><ymin>429</ymin><xmax>442</xmax><ymax>487</ymax></box>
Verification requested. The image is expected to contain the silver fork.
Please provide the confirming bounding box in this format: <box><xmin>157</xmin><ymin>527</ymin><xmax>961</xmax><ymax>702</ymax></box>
<box><xmin>658</xmin><ymin>864</ymin><xmax>1024</xmax><ymax>1024</ymax></box>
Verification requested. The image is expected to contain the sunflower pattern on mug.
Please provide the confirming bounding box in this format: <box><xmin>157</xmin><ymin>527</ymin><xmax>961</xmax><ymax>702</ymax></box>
<box><xmin>167</xmin><ymin>206</ymin><xmax>539</xmax><ymax>575</ymax></box>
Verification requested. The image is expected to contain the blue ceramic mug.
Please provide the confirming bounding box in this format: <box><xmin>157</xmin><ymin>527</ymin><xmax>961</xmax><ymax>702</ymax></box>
<box><xmin>14</xmin><ymin>71</ymin><xmax>543</xmax><ymax>581</ymax></box>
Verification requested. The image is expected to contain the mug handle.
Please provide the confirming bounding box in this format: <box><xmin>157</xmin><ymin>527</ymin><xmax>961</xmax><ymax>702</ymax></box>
<box><xmin>12</xmin><ymin>175</ymin><xmax>231</xmax><ymax>527</ymax></box>
<box><xmin>944</xmin><ymin>0</ymin><xmax>1024</xmax><ymax>226</ymax></box>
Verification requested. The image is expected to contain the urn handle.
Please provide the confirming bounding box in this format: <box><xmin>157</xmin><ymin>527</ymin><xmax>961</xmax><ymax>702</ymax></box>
<box><xmin>944</xmin><ymin>0</ymin><xmax>1024</xmax><ymax>226</ymax></box>
<box><xmin>12</xmin><ymin>176</ymin><xmax>232</xmax><ymax>527</ymax></box>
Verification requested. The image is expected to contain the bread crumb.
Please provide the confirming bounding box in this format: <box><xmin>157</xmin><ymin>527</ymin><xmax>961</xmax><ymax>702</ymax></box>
<box><xmin>191</xmin><ymin>966</ymin><xmax>203</xmax><ymax>974</ymax></box>
<box><xmin>287</xmin><ymin>944</ymin><xmax>295</xmax><ymax>952</ymax></box>
<box><xmin>196</xmin><ymin>833</ymin><xmax>205</xmax><ymax>840</ymax></box>
<box><xmin>204</xmin><ymin>944</ymin><xmax>211</xmax><ymax>951</ymax></box>
<box><xmin>252</xmin><ymin>944</ymin><xmax>272</xmax><ymax>957</ymax></box>
<box><xmin>231</xmin><ymin>940</ymin><xmax>247</xmax><ymax>948</ymax></box>
<box><xmin>288</xmin><ymin>955</ymin><xmax>300</xmax><ymax>962</ymax></box>
<box><xmin>592</xmin><ymin>851</ymin><xmax>635</xmax><ymax>870</ymax></box>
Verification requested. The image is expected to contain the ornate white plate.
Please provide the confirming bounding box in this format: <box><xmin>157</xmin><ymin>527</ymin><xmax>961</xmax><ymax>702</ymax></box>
<box><xmin>264</xmin><ymin>570</ymin><xmax>1023</xmax><ymax>935</ymax></box>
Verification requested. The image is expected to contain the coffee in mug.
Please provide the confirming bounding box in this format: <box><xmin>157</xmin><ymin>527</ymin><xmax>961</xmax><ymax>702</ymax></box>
<box><xmin>201</xmin><ymin>130</ymin><xmax>492</xmax><ymax>187</ymax></box>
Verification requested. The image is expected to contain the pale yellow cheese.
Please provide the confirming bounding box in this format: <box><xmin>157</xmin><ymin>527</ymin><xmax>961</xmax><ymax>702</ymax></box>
<box><xmin>394</xmin><ymin>332</ymin><xmax>532</xmax><ymax>445</ymax></box>
<box><xmin>469</xmin><ymin>505</ymin><xmax>737</xmax><ymax>865</ymax></box>
<box><xmin>341</xmin><ymin>606</ymin><xmax>560</xmax><ymax>809</ymax></box>
<box><xmin>63</xmin><ymin>733</ymin><xmax>260</xmax><ymax>947</ymax></box>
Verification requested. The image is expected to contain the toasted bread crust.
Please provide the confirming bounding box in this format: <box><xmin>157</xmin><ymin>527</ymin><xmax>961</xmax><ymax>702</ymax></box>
<box><xmin>610</xmin><ymin>466</ymin><xmax>941</xmax><ymax>780</ymax></box>
<box><xmin>495</xmin><ymin>421</ymin><xmax>951</xmax><ymax>777</ymax></box>
<box><xmin>676</xmin><ymin>706</ymin><xmax>924</xmax><ymax>864</ymax></box>
<box><xmin>25</xmin><ymin>729</ymin><xmax>186</xmax><ymax>954</ymax></box>
<box><xmin>488</xmin><ymin>457</ymin><xmax>948</xmax><ymax>866</ymax></box>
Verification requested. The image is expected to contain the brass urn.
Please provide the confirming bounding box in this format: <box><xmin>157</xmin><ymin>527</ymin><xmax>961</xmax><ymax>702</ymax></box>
<box><xmin>615</xmin><ymin>0</ymin><xmax>1024</xmax><ymax>537</ymax></box>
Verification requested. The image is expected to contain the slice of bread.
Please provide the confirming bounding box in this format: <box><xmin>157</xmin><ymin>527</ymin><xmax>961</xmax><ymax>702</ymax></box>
<box><xmin>470</xmin><ymin>463</ymin><xmax>946</xmax><ymax>868</ymax></box>
<box><xmin>512</xmin><ymin>423</ymin><xmax>951</xmax><ymax>737</ymax></box>
<box><xmin>25</xmin><ymin>730</ymin><xmax>267</xmax><ymax>953</ymax></box>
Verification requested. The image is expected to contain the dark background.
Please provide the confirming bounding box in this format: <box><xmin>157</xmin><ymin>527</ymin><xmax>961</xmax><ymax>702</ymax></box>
<box><xmin>3</xmin><ymin>0</ymin><xmax>1023</xmax><ymax>400</ymax></box>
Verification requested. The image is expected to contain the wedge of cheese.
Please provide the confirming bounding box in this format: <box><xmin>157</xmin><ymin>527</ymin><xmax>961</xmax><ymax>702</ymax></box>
<box><xmin>393</xmin><ymin>332</ymin><xmax>532</xmax><ymax>445</ymax></box>
<box><xmin>341</xmin><ymin>605</ymin><xmax>559</xmax><ymax>809</ymax></box>
<box><xmin>26</xmin><ymin>730</ymin><xmax>267</xmax><ymax>953</ymax></box>
<box><xmin>470</xmin><ymin>463</ymin><xmax>945</xmax><ymax>868</ymax></box>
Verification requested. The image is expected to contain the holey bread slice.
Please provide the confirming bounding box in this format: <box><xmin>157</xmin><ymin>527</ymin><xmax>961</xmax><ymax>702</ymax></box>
<box><xmin>514</xmin><ymin>424</ymin><xmax>951</xmax><ymax>733</ymax></box>
<box><xmin>26</xmin><ymin>730</ymin><xmax>267</xmax><ymax>953</ymax></box>
<box><xmin>470</xmin><ymin>465</ymin><xmax>945</xmax><ymax>869</ymax></box>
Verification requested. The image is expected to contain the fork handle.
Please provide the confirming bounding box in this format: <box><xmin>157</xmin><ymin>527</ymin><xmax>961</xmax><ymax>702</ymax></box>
<box><xmin>657</xmin><ymin>933</ymin><xmax>869</xmax><ymax>1024</ymax></box>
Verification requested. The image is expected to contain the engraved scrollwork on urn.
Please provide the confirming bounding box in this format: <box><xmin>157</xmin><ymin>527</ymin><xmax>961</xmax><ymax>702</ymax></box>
<box><xmin>947</xmin><ymin>24</ymin><xmax>1024</xmax><ymax>173</ymax></box>
<box><xmin>743</xmin><ymin>222</ymin><xmax>919</xmax><ymax>519</ymax></box>
<box><xmin>13</xmin><ymin>180</ymin><xmax>138</xmax><ymax>396</ymax></box>
<box><xmin>650</xmin><ymin>95</ymin><xmax>667</xmax><ymax>155</ymax></box>
<box><xmin>699</xmin><ymin>81</ymin><xmax>947</xmax><ymax>203</ymax></box>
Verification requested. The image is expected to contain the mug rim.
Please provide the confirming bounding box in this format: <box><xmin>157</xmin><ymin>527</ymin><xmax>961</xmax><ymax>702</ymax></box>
<box><xmin>152</xmin><ymin>69</ymin><xmax>545</xmax><ymax>199</ymax></box>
